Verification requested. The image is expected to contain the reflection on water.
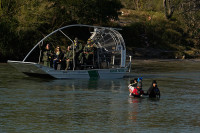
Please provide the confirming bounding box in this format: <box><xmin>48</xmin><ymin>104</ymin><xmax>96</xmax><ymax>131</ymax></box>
<box><xmin>1</xmin><ymin>60</ymin><xmax>200</xmax><ymax>132</ymax></box>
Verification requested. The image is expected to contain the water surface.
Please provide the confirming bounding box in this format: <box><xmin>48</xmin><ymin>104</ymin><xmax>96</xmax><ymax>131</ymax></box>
<box><xmin>0</xmin><ymin>60</ymin><xmax>200</xmax><ymax>132</ymax></box>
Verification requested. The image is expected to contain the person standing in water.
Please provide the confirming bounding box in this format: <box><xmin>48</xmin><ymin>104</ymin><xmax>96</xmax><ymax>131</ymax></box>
<box><xmin>147</xmin><ymin>80</ymin><xmax>160</xmax><ymax>98</ymax></box>
<box><xmin>128</xmin><ymin>78</ymin><xmax>138</xmax><ymax>96</ymax></box>
<box><xmin>136</xmin><ymin>77</ymin><xmax>144</xmax><ymax>96</ymax></box>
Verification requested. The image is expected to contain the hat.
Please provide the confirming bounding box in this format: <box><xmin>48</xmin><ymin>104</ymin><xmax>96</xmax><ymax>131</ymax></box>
<box><xmin>137</xmin><ymin>77</ymin><xmax>143</xmax><ymax>82</ymax></box>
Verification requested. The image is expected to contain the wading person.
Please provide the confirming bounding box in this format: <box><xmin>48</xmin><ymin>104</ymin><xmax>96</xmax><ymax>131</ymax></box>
<box><xmin>147</xmin><ymin>80</ymin><xmax>160</xmax><ymax>98</ymax></box>
<box><xmin>128</xmin><ymin>78</ymin><xmax>138</xmax><ymax>96</ymax></box>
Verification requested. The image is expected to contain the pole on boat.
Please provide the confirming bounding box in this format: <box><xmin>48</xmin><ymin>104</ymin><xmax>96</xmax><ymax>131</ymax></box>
<box><xmin>112</xmin><ymin>55</ymin><xmax>115</xmax><ymax>66</ymax></box>
<box><xmin>59</xmin><ymin>30</ymin><xmax>73</xmax><ymax>43</ymax></box>
<box><xmin>38</xmin><ymin>41</ymin><xmax>43</xmax><ymax>64</ymax></box>
<box><xmin>129</xmin><ymin>56</ymin><xmax>132</xmax><ymax>72</ymax></box>
<box><xmin>73</xmin><ymin>42</ymin><xmax>75</xmax><ymax>71</ymax></box>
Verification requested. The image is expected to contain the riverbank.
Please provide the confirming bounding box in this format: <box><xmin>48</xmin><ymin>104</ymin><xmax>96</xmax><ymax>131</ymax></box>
<box><xmin>126</xmin><ymin>47</ymin><xmax>200</xmax><ymax>59</ymax></box>
<box><xmin>118</xmin><ymin>9</ymin><xmax>200</xmax><ymax>60</ymax></box>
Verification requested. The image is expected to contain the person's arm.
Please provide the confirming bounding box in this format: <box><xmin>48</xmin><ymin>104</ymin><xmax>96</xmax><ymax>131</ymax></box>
<box><xmin>143</xmin><ymin>91</ymin><xmax>148</xmax><ymax>95</ymax></box>
<box><xmin>147</xmin><ymin>87</ymin><xmax>152</xmax><ymax>95</ymax></box>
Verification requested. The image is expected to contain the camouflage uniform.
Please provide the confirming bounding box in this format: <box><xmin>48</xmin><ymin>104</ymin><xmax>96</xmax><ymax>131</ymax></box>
<box><xmin>42</xmin><ymin>48</ymin><xmax>53</xmax><ymax>67</ymax></box>
<box><xmin>74</xmin><ymin>38</ymin><xmax>83</xmax><ymax>68</ymax></box>
<box><xmin>83</xmin><ymin>43</ymin><xmax>94</xmax><ymax>65</ymax></box>
<box><xmin>64</xmin><ymin>47</ymin><xmax>74</xmax><ymax>70</ymax></box>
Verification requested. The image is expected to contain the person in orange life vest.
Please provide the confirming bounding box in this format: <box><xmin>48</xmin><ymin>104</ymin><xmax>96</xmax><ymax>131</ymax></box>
<box><xmin>128</xmin><ymin>78</ymin><xmax>138</xmax><ymax>96</ymax></box>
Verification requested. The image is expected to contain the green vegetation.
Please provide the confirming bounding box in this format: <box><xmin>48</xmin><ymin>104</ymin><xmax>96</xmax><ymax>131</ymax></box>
<box><xmin>119</xmin><ymin>9</ymin><xmax>199</xmax><ymax>58</ymax></box>
<box><xmin>119</xmin><ymin>0</ymin><xmax>200</xmax><ymax>58</ymax></box>
<box><xmin>0</xmin><ymin>0</ymin><xmax>200</xmax><ymax>62</ymax></box>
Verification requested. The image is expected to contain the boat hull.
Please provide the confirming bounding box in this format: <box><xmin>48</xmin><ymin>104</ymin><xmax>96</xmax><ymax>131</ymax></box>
<box><xmin>8</xmin><ymin>60</ymin><xmax>128</xmax><ymax>79</ymax></box>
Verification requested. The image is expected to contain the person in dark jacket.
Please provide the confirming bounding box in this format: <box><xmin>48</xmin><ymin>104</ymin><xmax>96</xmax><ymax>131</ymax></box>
<box><xmin>147</xmin><ymin>80</ymin><xmax>160</xmax><ymax>98</ymax></box>
<box><xmin>53</xmin><ymin>46</ymin><xmax>64</xmax><ymax>70</ymax></box>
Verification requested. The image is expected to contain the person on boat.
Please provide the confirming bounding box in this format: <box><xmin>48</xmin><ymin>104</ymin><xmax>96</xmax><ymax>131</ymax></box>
<box><xmin>73</xmin><ymin>37</ymin><xmax>83</xmax><ymax>69</ymax></box>
<box><xmin>64</xmin><ymin>46</ymin><xmax>73</xmax><ymax>70</ymax></box>
<box><xmin>147</xmin><ymin>80</ymin><xmax>160</xmax><ymax>98</ymax></box>
<box><xmin>83</xmin><ymin>39</ymin><xmax>95</xmax><ymax>67</ymax></box>
<box><xmin>42</xmin><ymin>44</ymin><xmax>53</xmax><ymax>67</ymax></box>
<box><xmin>128</xmin><ymin>78</ymin><xmax>138</xmax><ymax>96</ymax></box>
<box><xmin>53</xmin><ymin>46</ymin><xmax>64</xmax><ymax>70</ymax></box>
<box><xmin>74</xmin><ymin>37</ymin><xmax>82</xmax><ymax>52</ymax></box>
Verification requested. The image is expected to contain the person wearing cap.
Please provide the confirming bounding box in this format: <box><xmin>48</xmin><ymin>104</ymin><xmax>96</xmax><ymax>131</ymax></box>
<box><xmin>136</xmin><ymin>77</ymin><xmax>144</xmax><ymax>96</ymax></box>
<box><xmin>147</xmin><ymin>80</ymin><xmax>160</xmax><ymax>98</ymax></box>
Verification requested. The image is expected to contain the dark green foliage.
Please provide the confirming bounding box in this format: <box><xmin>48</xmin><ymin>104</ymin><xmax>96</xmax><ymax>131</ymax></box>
<box><xmin>121</xmin><ymin>22</ymin><xmax>146</xmax><ymax>47</ymax></box>
<box><xmin>0</xmin><ymin>0</ymin><xmax>123</xmax><ymax>62</ymax></box>
<box><xmin>0</xmin><ymin>0</ymin><xmax>199</xmax><ymax>61</ymax></box>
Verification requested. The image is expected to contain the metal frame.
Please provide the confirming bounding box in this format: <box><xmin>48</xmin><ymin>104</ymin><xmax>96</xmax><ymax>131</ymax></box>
<box><xmin>22</xmin><ymin>24</ymin><xmax>126</xmax><ymax>68</ymax></box>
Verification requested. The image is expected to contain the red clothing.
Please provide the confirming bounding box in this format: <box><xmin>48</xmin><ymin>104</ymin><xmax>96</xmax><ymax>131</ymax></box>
<box><xmin>132</xmin><ymin>88</ymin><xmax>140</xmax><ymax>95</ymax></box>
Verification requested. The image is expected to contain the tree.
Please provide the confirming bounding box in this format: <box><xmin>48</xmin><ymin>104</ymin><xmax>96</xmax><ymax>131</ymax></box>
<box><xmin>50</xmin><ymin>0</ymin><xmax>122</xmax><ymax>25</ymax></box>
<box><xmin>120</xmin><ymin>0</ymin><xmax>163</xmax><ymax>11</ymax></box>
<box><xmin>0</xmin><ymin>0</ymin><xmax>123</xmax><ymax>61</ymax></box>
<box><xmin>179</xmin><ymin>0</ymin><xmax>200</xmax><ymax>46</ymax></box>
<box><xmin>163</xmin><ymin>0</ymin><xmax>175</xmax><ymax>19</ymax></box>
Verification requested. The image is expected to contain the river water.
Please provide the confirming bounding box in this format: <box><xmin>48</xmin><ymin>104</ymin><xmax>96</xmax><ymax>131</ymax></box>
<box><xmin>0</xmin><ymin>60</ymin><xmax>200</xmax><ymax>133</ymax></box>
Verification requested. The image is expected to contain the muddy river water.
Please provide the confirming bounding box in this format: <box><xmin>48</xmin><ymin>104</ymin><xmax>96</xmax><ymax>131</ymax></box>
<box><xmin>0</xmin><ymin>59</ymin><xmax>200</xmax><ymax>132</ymax></box>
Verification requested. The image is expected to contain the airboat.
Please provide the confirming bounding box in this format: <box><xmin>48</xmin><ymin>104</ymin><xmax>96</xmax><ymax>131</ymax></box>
<box><xmin>8</xmin><ymin>24</ymin><xmax>131</xmax><ymax>79</ymax></box>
